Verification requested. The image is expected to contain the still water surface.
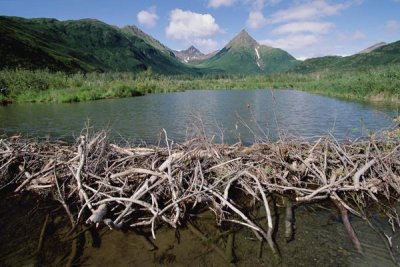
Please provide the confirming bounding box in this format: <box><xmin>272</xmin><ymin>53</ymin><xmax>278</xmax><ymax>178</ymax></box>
<box><xmin>1</xmin><ymin>89</ymin><xmax>400</xmax><ymax>266</ymax></box>
<box><xmin>0</xmin><ymin>89</ymin><xmax>397</xmax><ymax>143</ymax></box>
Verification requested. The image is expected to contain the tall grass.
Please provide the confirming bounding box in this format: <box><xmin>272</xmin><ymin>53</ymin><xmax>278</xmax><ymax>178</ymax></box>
<box><xmin>0</xmin><ymin>65</ymin><xmax>399</xmax><ymax>104</ymax></box>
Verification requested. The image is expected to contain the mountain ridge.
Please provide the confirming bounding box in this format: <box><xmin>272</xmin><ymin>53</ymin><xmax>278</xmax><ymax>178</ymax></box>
<box><xmin>293</xmin><ymin>40</ymin><xmax>400</xmax><ymax>73</ymax></box>
<box><xmin>358</xmin><ymin>42</ymin><xmax>387</xmax><ymax>54</ymax></box>
<box><xmin>0</xmin><ymin>17</ymin><xmax>300</xmax><ymax>75</ymax></box>
<box><xmin>196</xmin><ymin>29</ymin><xmax>299</xmax><ymax>74</ymax></box>
<box><xmin>172</xmin><ymin>45</ymin><xmax>216</xmax><ymax>64</ymax></box>
<box><xmin>1</xmin><ymin>16</ymin><xmax>399</xmax><ymax>76</ymax></box>
<box><xmin>0</xmin><ymin>16</ymin><xmax>195</xmax><ymax>74</ymax></box>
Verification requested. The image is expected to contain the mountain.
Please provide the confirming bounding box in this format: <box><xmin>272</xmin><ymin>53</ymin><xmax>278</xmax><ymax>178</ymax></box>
<box><xmin>0</xmin><ymin>16</ymin><xmax>195</xmax><ymax>74</ymax></box>
<box><xmin>2</xmin><ymin>16</ymin><xmax>398</xmax><ymax>76</ymax></box>
<box><xmin>173</xmin><ymin>46</ymin><xmax>216</xmax><ymax>64</ymax></box>
<box><xmin>195</xmin><ymin>30</ymin><xmax>299</xmax><ymax>74</ymax></box>
<box><xmin>358</xmin><ymin>42</ymin><xmax>387</xmax><ymax>54</ymax></box>
<box><xmin>293</xmin><ymin>40</ymin><xmax>400</xmax><ymax>73</ymax></box>
<box><xmin>121</xmin><ymin>25</ymin><xmax>175</xmax><ymax>57</ymax></box>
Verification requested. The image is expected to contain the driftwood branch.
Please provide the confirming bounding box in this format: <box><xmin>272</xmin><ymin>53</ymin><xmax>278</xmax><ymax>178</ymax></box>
<box><xmin>0</xmin><ymin>129</ymin><xmax>399</xmax><ymax>259</ymax></box>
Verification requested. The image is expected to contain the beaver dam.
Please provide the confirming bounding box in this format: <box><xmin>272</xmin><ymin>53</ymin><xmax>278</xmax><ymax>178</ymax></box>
<box><xmin>1</xmin><ymin>129</ymin><xmax>400</xmax><ymax>266</ymax></box>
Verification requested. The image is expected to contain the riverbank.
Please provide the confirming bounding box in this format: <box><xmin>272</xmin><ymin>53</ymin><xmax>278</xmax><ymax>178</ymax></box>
<box><xmin>0</xmin><ymin>65</ymin><xmax>399</xmax><ymax>105</ymax></box>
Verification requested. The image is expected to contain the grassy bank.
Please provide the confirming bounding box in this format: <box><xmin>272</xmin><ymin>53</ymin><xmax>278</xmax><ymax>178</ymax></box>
<box><xmin>0</xmin><ymin>65</ymin><xmax>399</xmax><ymax>104</ymax></box>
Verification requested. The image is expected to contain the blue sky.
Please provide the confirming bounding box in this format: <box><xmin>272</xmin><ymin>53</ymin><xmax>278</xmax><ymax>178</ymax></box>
<box><xmin>1</xmin><ymin>0</ymin><xmax>399</xmax><ymax>59</ymax></box>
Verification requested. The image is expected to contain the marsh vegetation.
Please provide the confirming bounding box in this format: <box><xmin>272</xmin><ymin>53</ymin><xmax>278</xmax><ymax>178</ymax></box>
<box><xmin>0</xmin><ymin>64</ymin><xmax>399</xmax><ymax>105</ymax></box>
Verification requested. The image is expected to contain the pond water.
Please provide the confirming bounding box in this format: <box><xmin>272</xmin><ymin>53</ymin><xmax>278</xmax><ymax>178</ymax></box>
<box><xmin>0</xmin><ymin>89</ymin><xmax>400</xmax><ymax>266</ymax></box>
<box><xmin>1</xmin><ymin>192</ymin><xmax>399</xmax><ymax>267</ymax></box>
<box><xmin>0</xmin><ymin>89</ymin><xmax>398</xmax><ymax>143</ymax></box>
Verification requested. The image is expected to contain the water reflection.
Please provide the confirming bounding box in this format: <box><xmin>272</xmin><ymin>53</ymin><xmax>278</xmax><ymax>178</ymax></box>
<box><xmin>0</xmin><ymin>89</ymin><xmax>397</xmax><ymax>143</ymax></box>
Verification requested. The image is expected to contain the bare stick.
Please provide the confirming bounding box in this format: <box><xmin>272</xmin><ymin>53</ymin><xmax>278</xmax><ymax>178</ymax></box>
<box><xmin>244</xmin><ymin>171</ymin><xmax>280</xmax><ymax>258</ymax></box>
<box><xmin>353</xmin><ymin>159</ymin><xmax>376</xmax><ymax>190</ymax></box>
<box><xmin>75</xmin><ymin>136</ymin><xmax>93</xmax><ymax>212</ymax></box>
<box><xmin>331</xmin><ymin>196</ymin><xmax>362</xmax><ymax>254</ymax></box>
<box><xmin>285</xmin><ymin>198</ymin><xmax>294</xmax><ymax>242</ymax></box>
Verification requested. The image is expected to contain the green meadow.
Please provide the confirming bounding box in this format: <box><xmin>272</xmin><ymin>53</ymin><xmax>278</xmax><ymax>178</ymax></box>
<box><xmin>0</xmin><ymin>64</ymin><xmax>399</xmax><ymax>105</ymax></box>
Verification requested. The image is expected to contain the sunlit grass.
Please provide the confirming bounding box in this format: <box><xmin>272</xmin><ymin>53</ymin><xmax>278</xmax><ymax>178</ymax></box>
<box><xmin>0</xmin><ymin>65</ymin><xmax>399</xmax><ymax>104</ymax></box>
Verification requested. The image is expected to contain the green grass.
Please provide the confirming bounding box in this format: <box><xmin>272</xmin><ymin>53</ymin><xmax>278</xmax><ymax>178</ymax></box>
<box><xmin>0</xmin><ymin>65</ymin><xmax>399</xmax><ymax>105</ymax></box>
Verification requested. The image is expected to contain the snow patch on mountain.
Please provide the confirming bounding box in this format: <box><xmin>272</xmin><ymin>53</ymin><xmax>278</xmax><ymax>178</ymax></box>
<box><xmin>255</xmin><ymin>47</ymin><xmax>260</xmax><ymax>60</ymax></box>
<box><xmin>254</xmin><ymin>46</ymin><xmax>263</xmax><ymax>69</ymax></box>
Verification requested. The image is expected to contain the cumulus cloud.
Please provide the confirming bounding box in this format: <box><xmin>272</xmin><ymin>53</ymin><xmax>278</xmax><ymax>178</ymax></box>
<box><xmin>385</xmin><ymin>20</ymin><xmax>399</xmax><ymax>34</ymax></box>
<box><xmin>166</xmin><ymin>9</ymin><xmax>220</xmax><ymax>53</ymax></box>
<box><xmin>208</xmin><ymin>0</ymin><xmax>235</xmax><ymax>8</ymax></box>
<box><xmin>271</xmin><ymin>21</ymin><xmax>335</xmax><ymax>35</ymax></box>
<box><xmin>247</xmin><ymin>11</ymin><xmax>267</xmax><ymax>29</ymax></box>
<box><xmin>260</xmin><ymin>34</ymin><xmax>320</xmax><ymax>51</ymax></box>
<box><xmin>137</xmin><ymin>6</ymin><xmax>158</xmax><ymax>28</ymax></box>
<box><xmin>166</xmin><ymin>9</ymin><xmax>220</xmax><ymax>41</ymax></box>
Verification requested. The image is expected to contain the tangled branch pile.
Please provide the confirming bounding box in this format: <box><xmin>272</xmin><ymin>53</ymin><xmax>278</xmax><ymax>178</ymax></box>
<box><xmin>0</xmin><ymin>130</ymin><xmax>399</xmax><ymax>257</ymax></box>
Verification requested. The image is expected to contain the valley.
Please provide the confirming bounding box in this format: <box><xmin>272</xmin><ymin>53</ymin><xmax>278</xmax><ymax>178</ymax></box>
<box><xmin>1</xmin><ymin>5</ymin><xmax>400</xmax><ymax>267</ymax></box>
<box><xmin>1</xmin><ymin>16</ymin><xmax>399</xmax><ymax>105</ymax></box>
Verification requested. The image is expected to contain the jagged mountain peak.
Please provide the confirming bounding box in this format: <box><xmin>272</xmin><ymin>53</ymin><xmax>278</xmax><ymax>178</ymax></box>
<box><xmin>237</xmin><ymin>29</ymin><xmax>251</xmax><ymax>38</ymax></box>
<box><xmin>196</xmin><ymin>28</ymin><xmax>299</xmax><ymax>74</ymax></box>
<box><xmin>183</xmin><ymin>45</ymin><xmax>203</xmax><ymax>55</ymax></box>
<box><xmin>173</xmin><ymin>45</ymin><xmax>210</xmax><ymax>63</ymax></box>
<box><xmin>227</xmin><ymin>29</ymin><xmax>259</xmax><ymax>49</ymax></box>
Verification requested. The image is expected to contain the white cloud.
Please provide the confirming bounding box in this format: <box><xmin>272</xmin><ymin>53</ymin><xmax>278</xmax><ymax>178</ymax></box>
<box><xmin>166</xmin><ymin>9</ymin><xmax>220</xmax><ymax>41</ymax></box>
<box><xmin>166</xmin><ymin>9</ymin><xmax>220</xmax><ymax>53</ymax></box>
<box><xmin>271</xmin><ymin>21</ymin><xmax>335</xmax><ymax>35</ymax></box>
<box><xmin>260</xmin><ymin>34</ymin><xmax>320</xmax><ymax>51</ymax></box>
<box><xmin>194</xmin><ymin>38</ymin><xmax>219</xmax><ymax>52</ymax></box>
<box><xmin>208</xmin><ymin>0</ymin><xmax>235</xmax><ymax>8</ymax></box>
<box><xmin>268</xmin><ymin>1</ymin><xmax>348</xmax><ymax>24</ymax></box>
<box><xmin>244</xmin><ymin>0</ymin><xmax>283</xmax><ymax>29</ymax></box>
<box><xmin>251</xmin><ymin>0</ymin><xmax>266</xmax><ymax>9</ymax></box>
<box><xmin>137</xmin><ymin>6</ymin><xmax>158</xmax><ymax>28</ymax></box>
<box><xmin>259</xmin><ymin>1</ymin><xmax>364</xmax><ymax>58</ymax></box>
<box><xmin>247</xmin><ymin>11</ymin><xmax>267</xmax><ymax>29</ymax></box>
<box><xmin>385</xmin><ymin>20</ymin><xmax>400</xmax><ymax>34</ymax></box>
